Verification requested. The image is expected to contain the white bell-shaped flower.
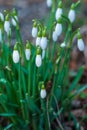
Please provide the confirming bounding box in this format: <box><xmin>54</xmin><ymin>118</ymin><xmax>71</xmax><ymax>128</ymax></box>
<box><xmin>4</xmin><ymin>20</ymin><xmax>11</xmax><ymax>35</ymax></box>
<box><xmin>32</xmin><ymin>27</ymin><xmax>38</xmax><ymax>38</ymax></box>
<box><xmin>13</xmin><ymin>50</ymin><xmax>20</xmax><ymax>63</ymax></box>
<box><xmin>40</xmin><ymin>37</ymin><xmax>48</xmax><ymax>50</ymax></box>
<box><xmin>35</xmin><ymin>54</ymin><xmax>42</xmax><ymax>67</ymax></box>
<box><xmin>77</xmin><ymin>39</ymin><xmax>85</xmax><ymax>51</ymax></box>
<box><xmin>12</xmin><ymin>16</ymin><xmax>18</xmax><ymax>26</ymax></box>
<box><xmin>25</xmin><ymin>49</ymin><xmax>31</xmax><ymax>61</ymax></box>
<box><xmin>40</xmin><ymin>88</ymin><xmax>47</xmax><ymax>99</ymax></box>
<box><xmin>68</xmin><ymin>9</ymin><xmax>75</xmax><ymax>23</ymax></box>
<box><xmin>36</xmin><ymin>37</ymin><xmax>41</xmax><ymax>46</ymax></box>
<box><xmin>60</xmin><ymin>42</ymin><xmax>66</xmax><ymax>48</ymax></box>
<box><xmin>55</xmin><ymin>8</ymin><xmax>63</xmax><ymax>20</ymax></box>
<box><xmin>42</xmin><ymin>50</ymin><xmax>45</xmax><ymax>59</ymax></box>
<box><xmin>0</xmin><ymin>29</ymin><xmax>2</xmax><ymax>43</ymax></box>
<box><xmin>52</xmin><ymin>30</ymin><xmax>58</xmax><ymax>42</ymax></box>
<box><xmin>47</xmin><ymin>0</ymin><xmax>52</xmax><ymax>7</ymax></box>
<box><xmin>55</xmin><ymin>23</ymin><xmax>62</xmax><ymax>36</ymax></box>
<box><xmin>0</xmin><ymin>12</ymin><xmax>4</xmax><ymax>21</ymax></box>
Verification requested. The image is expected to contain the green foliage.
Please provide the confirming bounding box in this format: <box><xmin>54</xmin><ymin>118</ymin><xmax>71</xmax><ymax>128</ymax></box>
<box><xmin>0</xmin><ymin>0</ymin><xmax>86</xmax><ymax>130</ymax></box>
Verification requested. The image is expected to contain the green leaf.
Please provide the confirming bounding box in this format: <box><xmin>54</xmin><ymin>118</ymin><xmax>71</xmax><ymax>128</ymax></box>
<box><xmin>0</xmin><ymin>113</ymin><xmax>16</xmax><ymax>117</ymax></box>
<box><xmin>4</xmin><ymin>123</ymin><xmax>14</xmax><ymax>130</ymax></box>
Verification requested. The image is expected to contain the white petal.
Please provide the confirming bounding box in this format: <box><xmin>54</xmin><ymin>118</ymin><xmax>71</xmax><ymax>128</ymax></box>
<box><xmin>52</xmin><ymin>31</ymin><xmax>58</xmax><ymax>42</ymax></box>
<box><xmin>12</xmin><ymin>16</ymin><xmax>18</xmax><ymax>26</ymax></box>
<box><xmin>40</xmin><ymin>89</ymin><xmax>47</xmax><ymax>99</ymax></box>
<box><xmin>0</xmin><ymin>12</ymin><xmax>4</xmax><ymax>21</ymax></box>
<box><xmin>47</xmin><ymin>0</ymin><xmax>52</xmax><ymax>7</ymax></box>
<box><xmin>4</xmin><ymin>21</ymin><xmax>10</xmax><ymax>35</ymax></box>
<box><xmin>36</xmin><ymin>37</ymin><xmax>41</xmax><ymax>46</ymax></box>
<box><xmin>55</xmin><ymin>23</ymin><xmax>62</xmax><ymax>36</ymax></box>
<box><xmin>40</xmin><ymin>37</ymin><xmax>48</xmax><ymax>50</ymax></box>
<box><xmin>68</xmin><ymin>9</ymin><xmax>75</xmax><ymax>23</ymax></box>
<box><xmin>0</xmin><ymin>29</ymin><xmax>2</xmax><ymax>43</ymax></box>
<box><xmin>77</xmin><ymin>39</ymin><xmax>85</xmax><ymax>51</ymax></box>
<box><xmin>42</xmin><ymin>50</ymin><xmax>45</xmax><ymax>59</ymax></box>
<box><xmin>13</xmin><ymin>50</ymin><xmax>20</xmax><ymax>63</ymax></box>
<box><xmin>35</xmin><ymin>55</ymin><xmax>42</xmax><ymax>67</ymax></box>
<box><xmin>55</xmin><ymin>8</ymin><xmax>63</xmax><ymax>20</ymax></box>
<box><xmin>60</xmin><ymin>42</ymin><xmax>66</xmax><ymax>48</ymax></box>
<box><xmin>25</xmin><ymin>49</ymin><xmax>31</xmax><ymax>60</ymax></box>
<box><xmin>32</xmin><ymin>27</ymin><xmax>38</xmax><ymax>38</ymax></box>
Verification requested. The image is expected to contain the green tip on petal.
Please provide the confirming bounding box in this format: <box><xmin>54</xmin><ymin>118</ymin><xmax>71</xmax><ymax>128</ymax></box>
<box><xmin>58</xmin><ymin>1</ymin><xmax>62</xmax><ymax>8</ymax></box>
<box><xmin>42</xmin><ymin>28</ymin><xmax>47</xmax><ymax>37</ymax></box>
<box><xmin>38</xmin><ymin>30</ymin><xmax>42</xmax><ymax>37</ymax></box>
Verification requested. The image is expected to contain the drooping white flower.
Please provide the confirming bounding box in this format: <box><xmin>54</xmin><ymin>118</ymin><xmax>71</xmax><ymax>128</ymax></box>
<box><xmin>40</xmin><ymin>88</ymin><xmax>47</xmax><ymax>99</ymax></box>
<box><xmin>36</xmin><ymin>37</ymin><xmax>41</xmax><ymax>46</ymax></box>
<box><xmin>68</xmin><ymin>9</ymin><xmax>75</xmax><ymax>23</ymax></box>
<box><xmin>40</xmin><ymin>37</ymin><xmax>48</xmax><ymax>50</ymax></box>
<box><xmin>13</xmin><ymin>50</ymin><xmax>20</xmax><ymax>63</ymax></box>
<box><xmin>35</xmin><ymin>54</ymin><xmax>42</xmax><ymax>67</ymax></box>
<box><xmin>12</xmin><ymin>16</ymin><xmax>18</xmax><ymax>26</ymax></box>
<box><xmin>25</xmin><ymin>49</ymin><xmax>31</xmax><ymax>61</ymax></box>
<box><xmin>0</xmin><ymin>29</ymin><xmax>2</xmax><ymax>43</ymax></box>
<box><xmin>0</xmin><ymin>12</ymin><xmax>4</xmax><ymax>21</ymax></box>
<box><xmin>47</xmin><ymin>0</ymin><xmax>52</xmax><ymax>7</ymax></box>
<box><xmin>32</xmin><ymin>27</ymin><xmax>38</xmax><ymax>38</ymax></box>
<box><xmin>52</xmin><ymin>30</ymin><xmax>58</xmax><ymax>42</ymax></box>
<box><xmin>60</xmin><ymin>42</ymin><xmax>66</xmax><ymax>48</ymax></box>
<box><xmin>77</xmin><ymin>39</ymin><xmax>85</xmax><ymax>51</ymax></box>
<box><xmin>55</xmin><ymin>1</ymin><xmax>63</xmax><ymax>20</ymax></box>
<box><xmin>55</xmin><ymin>22</ymin><xmax>62</xmax><ymax>36</ymax></box>
<box><xmin>42</xmin><ymin>50</ymin><xmax>45</xmax><ymax>59</ymax></box>
<box><xmin>4</xmin><ymin>20</ymin><xmax>11</xmax><ymax>35</ymax></box>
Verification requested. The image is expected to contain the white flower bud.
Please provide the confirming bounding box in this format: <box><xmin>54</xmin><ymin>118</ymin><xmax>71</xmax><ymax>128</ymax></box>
<box><xmin>40</xmin><ymin>37</ymin><xmax>47</xmax><ymax>50</ymax></box>
<box><xmin>55</xmin><ymin>23</ymin><xmax>62</xmax><ymax>36</ymax></box>
<box><xmin>0</xmin><ymin>12</ymin><xmax>4</xmax><ymax>21</ymax></box>
<box><xmin>77</xmin><ymin>39</ymin><xmax>85</xmax><ymax>51</ymax></box>
<box><xmin>4</xmin><ymin>21</ymin><xmax>11</xmax><ymax>35</ymax></box>
<box><xmin>35</xmin><ymin>55</ymin><xmax>42</xmax><ymax>67</ymax></box>
<box><xmin>32</xmin><ymin>27</ymin><xmax>38</xmax><ymax>38</ymax></box>
<box><xmin>52</xmin><ymin>30</ymin><xmax>58</xmax><ymax>42</ymax></box>
<box><xmin>60</xmin><ymin>42</ymin><xmax>66</xmax><ymax>48</ymax></box>
<box><xmin>42</xmin><ymin>50</ymin><xmax>45</xmax><ymax>59</ymax></box>
<box><xmin>25</xmin><ymin>49</ymin><xmax>31</xmax><ymax>61</ymax></box>
<box><xmin>12</xmin><ymin>16</ymin><xmax>18</xmax><ymax>26</ymax></box>
<box><xmin>0</xmin><ymin>29</ymin><xmax>2</xmax><ymax>43</ymax></box>
<box><xmin>40</xmin><ymin>88</ymin><xmax>47</xmax><ymax>99</ymax></box>
<box><xmin>13</xmin><ymin>50</ymin><xmax>20</xmax><ymax>63</ymax></box>
<box><xmin>68</xmin><ymin>9</ymin><xmax>75</xmax><ymax>23</ymax></box>
<box><xmin>55</xmin><ymin>8</ymin><xmax>63</xmax><ymax>20</ymax></box>
<box><xmin>47</xmin><ymin>0</ymin><xmax>52</xmax><ymax>7</ymax></box>
<box><xmin>36</xmin><ymin>37</ymin><xmax>41</xmax><ymax>46</ymax></box>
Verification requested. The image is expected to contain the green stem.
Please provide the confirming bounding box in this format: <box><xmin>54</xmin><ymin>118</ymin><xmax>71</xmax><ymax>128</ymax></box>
<box><xmin>28</xmin><ymin>61</ymin><xmax>31</xmax><ymax>96</ymax></box>
<box><xmin>32</xmin><ymin>65</ymin><xmax>36</xmax><ymax>98</ymax></box>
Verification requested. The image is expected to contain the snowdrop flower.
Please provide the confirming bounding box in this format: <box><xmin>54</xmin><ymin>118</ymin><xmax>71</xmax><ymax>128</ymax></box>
<box><xmin>0</xmin><ymin>29</ymin><xmax>2</xmax><ymax>43</ymax></box>
<box><xmin>40</xmin><ymin>29</ymin><xmax>48</xmax><ymax>50</ymax></box>
<box><xmin>55</xmin><ymin>1</ymin><xmax>63</xmax><ymax>20</ymax></box>
<box><xmin>35</xmin><ymin>47</ymin><xmax>42</xmax><ymax>67</ymax></box>
<box><xmin>13</xmin><ymin>44</ymin><xmax>20</xmax><ymax>63</ymax></box>
<box><xmin>40</xmin><ymin>84</ymin><xmax>47</xmax><ymax>99</ymax></box>
<box><xmin>47</xmin><ymin>0</ymin><xmax>52</xmax><ymax>7</ymax></box>
<box><xmin>60</xmin><ymin>42</ymin><xmax>66</xmax><ymax>48</ymax></box>
<box><xmin>68</xmin><ymin>4</ymin><xmax>76</xmax><ymax>23</ymax></box>
<box><xmin>36</xmin><ymin>31</ymin><xmax>42</xmax><ymax>46</ymax></box>
<box><xmin>4</xmin><ymin>15</ymin><xmax>11</xmax><ymax>36</ymax></box>
<box><xmin>32</xmin><ymin>21</ymin><xmax>38</xmax><ymax>38</ymax></box>
<box><xmin>42</xmin><ymin>50</ymin><xmax>45</xmax><ymax>59</ymax></box>
<box><xmin>0</xmin><ymin>12</ymin><xmax>4</xmax><ymax>21</ymax></box>
<box><xmin>55</xmin><ymin>18</ymin><xmax>62</xmax><ymax>36</ymax></box>
<box><xmin>77</xmin><ymin>32</ymin><xmax>85</xmax><ymax>51</ymax></box>
<box><xmin>12</xmin><ymin>8</ymin><xmax>18</xmax><ymax>26</ymax></box>
<box><xmin>25</xmin><ymin>41</ymin><xmax>31</xmax><ymax>61</ymax></box>
<box><xmin>52</xmin><ymin>30</ymin><xmax>58</xmax><ymax>42</ymax></box>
